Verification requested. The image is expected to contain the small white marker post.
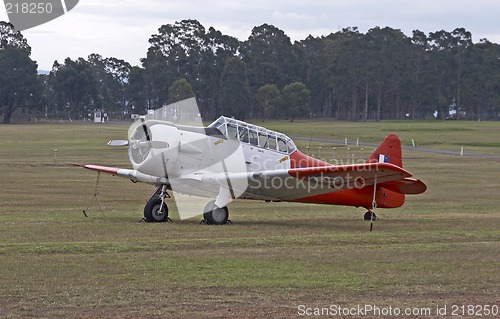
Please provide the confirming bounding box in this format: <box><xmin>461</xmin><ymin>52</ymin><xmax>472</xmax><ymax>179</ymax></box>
<box><xmin>356</xmin><ymin>138</ymin><xmax>359</xmax><ymax>146</ymax></box>
<box><xmin>345</xmin><ymin>137</ymin><xmax>348</xmax><ymax>146</ymax></box>
<box><xmin>461</xmin><ymin>147</ymin><xmax>464</xmax><ymax>156</ymax></box>
<box><xmin>412</xmin><ymin>139</ymin><xmax>415</xmax><ymax>147</ymax></box>
<box><xmin>54</xmin><ymin>149</ymin><xmax>58</xmax><ymax>163</ymax></box>
<box><xmin>318</xmin><ymin>146</ymin><xmax>322</xmax><ymax>159</ymax></box>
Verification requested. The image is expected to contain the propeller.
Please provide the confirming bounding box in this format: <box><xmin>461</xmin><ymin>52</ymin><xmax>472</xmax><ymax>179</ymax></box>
<box><xmin>108</xmin><ymin>117</ymin><xmax>151</xmax><ymax>147</ymax></box>
<box><xmin>128</xmin><ymin>119</ymin><xmax>170</xmax><ymax>164</ymax></box>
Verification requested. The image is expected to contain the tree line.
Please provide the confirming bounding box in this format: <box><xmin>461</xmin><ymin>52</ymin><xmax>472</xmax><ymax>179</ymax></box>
<box><xmin>1</xmin><ymin>19</ymin><xmax>500</xmax><ymax>124</ymax></box>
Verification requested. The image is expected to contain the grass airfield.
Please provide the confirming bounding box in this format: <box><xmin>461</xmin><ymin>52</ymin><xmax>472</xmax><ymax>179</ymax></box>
<box><xmin>0</xmin><ymin>120</ymin><xmax>499</xmax><ymax>318</ymax></box>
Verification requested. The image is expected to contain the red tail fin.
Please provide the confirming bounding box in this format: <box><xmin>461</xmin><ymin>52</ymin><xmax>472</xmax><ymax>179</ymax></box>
<box><xmin>367</xmin><ymin>134</ymin><xmax>403</xmax><ymax>167</ymax></box>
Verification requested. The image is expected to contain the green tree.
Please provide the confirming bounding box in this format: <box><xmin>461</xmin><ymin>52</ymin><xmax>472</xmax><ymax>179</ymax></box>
<box><xmin>327</xmin><ymin>27</ymin><xmax>367</xmax><ymax>121</ymax></box>
<box><xmin>255</xmin><ymin>84</ymin><xmax>280</xmax><ymax>121</ymax></box>
<box><xmin>219</xmin><ymin>57</ymin><xmax>250</xmax><ymax>119</ymax></box>
<box><xmin>0</xmin><ymin>21</ymin><xmax>29</xmax><ymax>50</ymax></box>
<box><xmin>364</xmin><ymin>27</ymin><xmax>413</xmax><ymax>121</ymax></box>
<box><xmin>126</xmin><ymin>66</ymin><xmax>149</xmax><ymax>113</ymax></box>
<box><xmin>427</xmin><ymin>29</ymin><xmax>465</xmax><ymax>119</ymax></box>
<box><xmin>461</xmin><ymin>39</ymin><xmax>500</xmax><ymax>119</ymax></box>
<box><xmin>48</xmin><ymin>58</ymin><xmax>99</xmax><ymax>119</ymax></box>
<box><xmin>407</xmin><ymin>30</ymin><xmax>432</xmax><ymax>119</ymax></box>
<box><xmin>199</xmin><ymin>26</ymin><xmax>240</xmax><ymax>118</ymax></box>
<box><xmin>88</xmin><ymin>54</ymin><xmax>131</xmax><ymax>117</ymax></box>
<box><xmin>144</xmin><ymin>19</ymin><xmax>239</xmax><ymax>117</ymax></box>
<box><xmin>240</xmin><ymin>24</ymin><xmax>298</xmax><ymax>91</ymax></box>
<box><xmin>296</xmin><ymin>35</ymin><xmax>333</xmax><ymax>118</ymax></box>
<box><xmin>168</xmin><ymin>78</ymin><xmax>195</xmax><ymax>104</ymax></box>
<box><xmin>0</xmin><ymin>22</ymin><xmax>39</xmax><ymax>124</ymax></box>
<box><xmin>281</xmin><ymin>81</ymin><xmax>310</xmax><ymax>122</ymax></box>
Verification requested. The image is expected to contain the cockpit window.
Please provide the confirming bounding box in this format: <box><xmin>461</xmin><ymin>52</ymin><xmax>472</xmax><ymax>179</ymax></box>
<box><xmin>238</xmin><ymin>126</ymin><xmax>249</xmax><ymax>143</ymax></box>
<box><xmin>208</xmin><ymin>116</ymin><xmax>297</xmax><ymax>154</ymax></box>
<box><xmin>268</xmin><ymin>135</ymin><xmax>277</xmax><ymax>151</ymax></box>
<box><xmin>217</xmin><ymin>123</ymin><xmax>227</xmax><ymax>136</ymax></box>
<box><xmin>258</xmin><ymin>132</ymin><xmax>268</xmax><ymax>148</ymax></box>
<box><xmin>248</xmin><ymin>130</ymin><xmax>258</xmax><ymax>146</ymax></box>
<box><xmin>277</xmin><ymin>138</ymin><xmax>287</xmax><ymax>153</ymax></box>
<box><xmin>227</xmin><ymin>124</ymin><xmax>238</xmax><ymax>140</ymax></box>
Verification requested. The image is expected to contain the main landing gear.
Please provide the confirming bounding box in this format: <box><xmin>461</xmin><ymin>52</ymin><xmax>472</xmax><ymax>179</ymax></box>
<box><xmin>142</xmin><ymin>186</ymin><xmax>230</xmax><ymax>224</ymax></box>
<box><xmin>201</xmin><ymin>200</ymin><xmax>230</xmax><ymax>225</ymax></box>
<box><xmin>144</xmin><ymin>197</ymin><xmax>170</xmax><ymax>222</ymax></box>
<box><xmin>143</xmin><ymin>185</ymin><xmax>172</xmax><ymax>223</ymax></box>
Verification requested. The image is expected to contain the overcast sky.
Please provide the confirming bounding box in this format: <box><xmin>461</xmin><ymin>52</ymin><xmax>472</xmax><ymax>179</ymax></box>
<box><xmin>1</xmin><ymin>0</ymin><xmax>499</xmax><ymax>70</ymax></box>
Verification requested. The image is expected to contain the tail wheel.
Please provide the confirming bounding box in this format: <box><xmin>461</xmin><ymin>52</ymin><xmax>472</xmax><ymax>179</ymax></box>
<box><xmin>144</xmin><ymin>198</ymin><xmax>169</xmax><ymax>222</ymax></box>
<box><xmin>203</xmin><ymin>200</ymin><xmax>229</xmax><ymax>225</ymax></box>
<box><xmin>364</xmin><ymin>211</ymin><xmax>377</xmax><ymax>221</ymax></box>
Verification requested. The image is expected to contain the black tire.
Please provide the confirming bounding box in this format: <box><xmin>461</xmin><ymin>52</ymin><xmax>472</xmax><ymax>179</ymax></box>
<box><xmin>144</xmin><ymin>198</ymin><xmax>169</xmax><ymax>222</ymax></box>
<box><xmin>203</xmin><ymin>200</ymin><xmax>229</xmax><ymax>225</ymax></box>
<box><xmin>364</xmin><ymin>211</ymin><xmax>377</xmax><ymax>221</ymax></box>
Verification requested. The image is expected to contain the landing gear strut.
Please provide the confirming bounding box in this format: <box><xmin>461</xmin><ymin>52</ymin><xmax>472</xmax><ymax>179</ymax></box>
<box><xmin>368</xmin><ymin>172</ymin><xmax>378</xmax><ymax>231</ymax></box>
<box><xmin>143</xmin><ymin>185</ymin><xmax>172</xmax><ymax>223</ymax></box>
<box><xmin>202</xmin><ymin>200</ymin><xmax>230</xmax><ymax>225</ymax></box>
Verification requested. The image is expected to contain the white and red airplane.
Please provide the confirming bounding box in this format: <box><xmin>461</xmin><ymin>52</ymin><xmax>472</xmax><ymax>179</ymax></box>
<box><xmin>73</xmin><ymin>102</ymin><xmax>426</xmax><ymax>226</ymax></box>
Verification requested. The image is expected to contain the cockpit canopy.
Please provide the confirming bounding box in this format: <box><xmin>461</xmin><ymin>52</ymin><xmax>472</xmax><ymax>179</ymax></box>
<box><xmin>208</xmin><ymin>116</ymin><xmax>297</xmax><ymax>154</ymax></box>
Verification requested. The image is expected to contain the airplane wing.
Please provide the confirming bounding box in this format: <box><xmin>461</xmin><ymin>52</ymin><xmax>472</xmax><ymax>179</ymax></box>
<box><xmin>69</xmin><ymin>163</ymin><xmax>168</xmax><ymax>185</ymax></box>
<box><xmin>204</xmin><ymin>162</ymin><xmax>414</xmax><ymax>206</ymax></box>
<box><xmin>71</xmin><ymin>161</ymin><xmax>421</xmax><ymax>207</ymax></box>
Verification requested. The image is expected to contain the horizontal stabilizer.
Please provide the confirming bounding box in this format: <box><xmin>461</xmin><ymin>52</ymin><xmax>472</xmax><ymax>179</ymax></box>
<box><xmin>382</xmin><ymin>178</ymin><xmax>427</xmax><ymax>194</ymax></box>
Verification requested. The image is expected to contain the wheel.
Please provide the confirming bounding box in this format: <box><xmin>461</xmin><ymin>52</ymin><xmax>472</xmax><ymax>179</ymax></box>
<box><xmin>364</xmin><ymin>211</ymin><xmax>377</xmax><ymax>221</ymax></box>
<box><xmin>203</xmin><ymin>200</ymin><xmax>229</xmax><ymax>225</ymax></box>
<box><xmin>144</xmin><ymin>198</ymin><xmax>169</xmax><ymax>222</ymax></box>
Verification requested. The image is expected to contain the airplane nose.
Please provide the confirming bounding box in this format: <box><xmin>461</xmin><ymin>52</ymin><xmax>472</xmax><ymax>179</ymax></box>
<box><xmin>129</xmin><ymin>122</ymin><xmax>153</xmax><ymax>165</ymax></box>
<box><xmin>128</xmin><ymin>121</ymin><xmax>180</xmax><ymax>174</ymax></box>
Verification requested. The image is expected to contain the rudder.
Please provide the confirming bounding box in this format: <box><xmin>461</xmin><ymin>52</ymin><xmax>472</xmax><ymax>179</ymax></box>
<box><xmin>367</xmin><ymin>134</ymin><xmax>403</xmax><ymax>167</ymax></box>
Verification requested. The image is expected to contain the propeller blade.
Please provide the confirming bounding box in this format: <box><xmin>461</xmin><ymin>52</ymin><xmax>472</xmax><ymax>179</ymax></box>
<box><xmin>137</xmin><ymin>141</ymin><xmax>168</xmax><ymax>149</ymax></box>
<box><xmin>141</xmin><ymin>119</ymin><xmax>151</xmax><ymax>141</ymax></box>
<box><xmin>107</xmin><ymin>140</ymin><xmax>129</xmax><ymax>147</ymax></box>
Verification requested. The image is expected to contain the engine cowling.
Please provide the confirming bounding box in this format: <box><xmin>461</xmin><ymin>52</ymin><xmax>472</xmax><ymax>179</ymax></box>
<box><xmin>128</xmin><ymin>120</ymin><xmax>180</xmax><ymax>177</ymax></box>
